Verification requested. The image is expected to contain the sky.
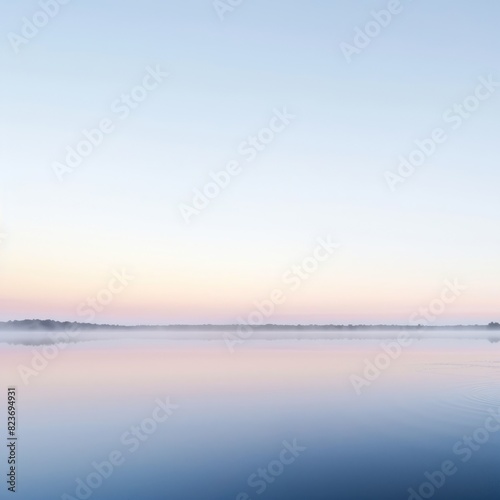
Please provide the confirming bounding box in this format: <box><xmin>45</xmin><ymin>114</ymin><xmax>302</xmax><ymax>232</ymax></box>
<box><xmin>0</xmin><ymin>0</ymin><xmax>499</xmax><ymax>325</ymax></box>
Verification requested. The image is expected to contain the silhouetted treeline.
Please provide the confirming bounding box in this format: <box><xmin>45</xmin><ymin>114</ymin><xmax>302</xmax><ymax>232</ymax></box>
<box><xmin>0</xmin><ymin>319</ymin><xmax>496</xmax><ymax>332</ymax></box>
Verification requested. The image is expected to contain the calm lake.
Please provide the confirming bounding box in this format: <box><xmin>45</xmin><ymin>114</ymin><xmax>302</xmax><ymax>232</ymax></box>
<box><xmin>1</xmin><ymin>329</ymin><xmax>499</xmax><ymax>499</ymax></box>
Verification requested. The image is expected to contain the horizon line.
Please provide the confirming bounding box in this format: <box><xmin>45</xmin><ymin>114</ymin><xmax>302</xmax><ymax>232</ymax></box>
<box><xmin>1</xmin><ymin>319</ymin><xmax>499</xmax><ymax>330</ymax></box>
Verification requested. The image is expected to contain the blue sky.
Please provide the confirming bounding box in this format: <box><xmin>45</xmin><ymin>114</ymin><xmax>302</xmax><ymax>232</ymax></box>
<box><xmin>0</xmin><ymin>0</ymin><xmax>499</xmax><ymax>324</ymax></box>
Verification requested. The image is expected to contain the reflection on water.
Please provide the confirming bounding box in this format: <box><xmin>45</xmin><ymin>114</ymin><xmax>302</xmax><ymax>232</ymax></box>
<box><xmin>0</xmin><ymin>332</ymin><xmax>499</xmax><ymax>499</ymax></box>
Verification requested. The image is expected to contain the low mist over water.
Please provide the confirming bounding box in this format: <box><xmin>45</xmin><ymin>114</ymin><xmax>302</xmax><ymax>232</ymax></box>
<box><xmin>1</xmin><ymin>329</ymin><xmax>499</xmax><ymax>499</ymax></box>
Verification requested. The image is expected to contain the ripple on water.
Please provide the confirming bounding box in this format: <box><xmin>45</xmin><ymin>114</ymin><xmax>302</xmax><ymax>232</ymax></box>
<box><xmin>396</xmin><ymin>362</ymin><xmax>500</xmax><ymax>436</ymax></box>
<box><xmin>434</xmin><ymin>377</ymin><xmax>500</xmax><ymax>431</ymax></box>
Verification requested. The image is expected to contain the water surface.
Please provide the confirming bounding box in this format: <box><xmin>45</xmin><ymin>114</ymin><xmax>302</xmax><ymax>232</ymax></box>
<box><xmin>1</xmin><ymin>330</ymin><xmax>499</xmax><ymax>499</ymax></box>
